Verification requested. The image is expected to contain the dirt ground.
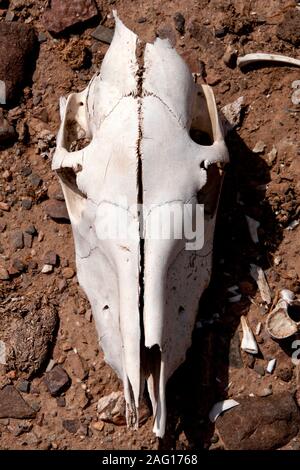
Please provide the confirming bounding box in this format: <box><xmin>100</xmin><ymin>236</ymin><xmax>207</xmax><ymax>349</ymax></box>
<box><xmin>0</xmin><ymin>0</ymin><xmax>300</xmax><ymax>450</ymax></box>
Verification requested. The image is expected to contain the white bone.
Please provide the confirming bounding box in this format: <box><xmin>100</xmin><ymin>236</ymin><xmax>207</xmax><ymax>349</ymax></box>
<box><xmin>237</xmin><ymin>53</ymin><xmax>300</xmax><ymax>69</ymax></box>
<box><xmin>52</xmin><ymin>12</ymin><xmax>228</xmax><ymax>438</ymax></box>
<box><xmin>240</xmin><ymin>316</ymin><xmax>258</xmax><ymax>355</ymax></box>
<box><xmin>250</xmin><ymin>264</ymin><xmax>272</xmax><ymax>305</ymax></box>
<box><xmin>209</xmin><ymin>399</ymin><xmax>240</xmax><ymax>422</ymax></box>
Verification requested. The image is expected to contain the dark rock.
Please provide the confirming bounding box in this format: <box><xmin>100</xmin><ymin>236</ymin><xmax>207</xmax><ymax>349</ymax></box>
<box><xmin>137</xmin><ymin>17</ymin><xmax>147</xmax><ymax>24</ymax></box>
<box><xmin>62</xmin><ymin>419</ymin><xmax>80</xmax><ymax>434</ymax></box>
<box><xmin>24</xmin><ymin>233</ymin><xmax>33</xmax><ymax>248</ymax></box>
<box><xmin>277</xmin><ymin>10</ymin><xmax>300</xmax><ymax>47</ymax></box>
<box><xmin>28</xmin><ymin>173</ymin><xmax>42</xmax><ymax>187</ymax></box>
<box><xmin>21</xmin><ymin>166</ymin><xmax>32</xmax><ymax>177</ymax></box>
<box><xmin>11</xmin><ymin>258</ymin><xmax>26</xmax><ymax>273</ymax></box>
<box><xmin>43</xmin><ymin>251</ymin><xmax>58</xmax><ymax>266</ymax></box>
<box><xmin>38</xmin><ymin>32</ymin><xmax>47</xmax><ymax>43</ymax></box>
<box><xmin>44</xmin><ymin>365</ymin><xmax>70</xmax><ymax>396</ymax></box>
<box><xmin>91</xmin><ymin>24</ymin><xmax>114</xmax><ymax>44</ymax></box>
<box><xmin>216</xmin><ymin>393</ymin><xmax>299</xmax><ymax>450</ymax></box>
<box><xmin>0</xmin><ymin>385</ymin><xmax>36</xmax><ymax>419</ymax></box>
<box><xmin>174</xmin><ymin>12</ymin><xmax>185</xmax><ymax>35</ymax></box>
<box><xmin>11</xmin><ymin>231</ymin><xmax>24</xmax><ymax>250</ymax></box>
<box><xmin>25</xmin><ymin>225</ymin><xmax>37</xmax><ymax>236</ymax></box>
<box><xmin>17</xmin><ymin>380</ymin><xmax>30</xmax><ymax>394</ymax></box>
<box><xmin>21</xmin><ymin>199</ymin><xmax>32</xmax><ymax>210</ymax></box>
<box><xmin>56</xmin><ymin>396</ymin><xmax>66</xmax><ymax>407</ymax></box>
<box><xmin>42</xmin><ymin>0</ymin><xmax>98</xmax><ymax>34</ymax></box>
<box><xmin>0</xmin><ymin>23</ymin><xmax>38</xmax><ymax>104</ymax></box>
<box><xmin>44</xmin><ymin>199</ymin><xmax>69</xmax><ymax>221</ymax></box>
<box><xmin>215</xmin><ymin>26</ymin><xmax>227</xmax><ymax>38</ymax></box>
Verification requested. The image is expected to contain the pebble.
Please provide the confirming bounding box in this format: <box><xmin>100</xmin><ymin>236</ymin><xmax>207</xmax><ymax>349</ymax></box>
<box><xmin>92</xmin><ymin>421</ymin><xmax>104</xmax><ymax>432</ymax></box>
<box><xmin>254</xmin><ymin>363</ymin><xmax>265</xmax><ymax>377</ymax></box>
<box><xmin>223</xmin><ymin>45</ymin><xmax>237</xmax><ymax>68</ymax></box>
<box><xmin>43</xmin><ymin>251</ymin><xmax>58</xmax><ymax>266</ymax></box>
<box><xmin>257</xmin><ymin>385</ymin><xmax>273</xmax><ymax>397</ymax></box>
<box><xmin>24</xmin><ymin>233</ymin><xmax>33</xmax><ymax>248</ymax></box>
<box><xmin>25</xmin><ymin>225</ymin><xmax>37</xmax><ymax>236</ymax></box>
<box><xmin>44</xmin><ymin>365</ymin><xmax>70</xmax><ymax>396</ymax></box>
<box><xmin>44</xmin><ymin>199</ymin><xmax>69</xmax><ymax>221</ymax></box>
<box><xmin>0</xmin><ymin>201</ymin><xmax>10</xmax><ymax>211</ymax></box>
<box><xmin>11</xmin><ymin>258</ymin><xmax>26</xmax><ymax>273</ymax></box>
<box><xmin>62</xmin><ymin>419</ymin><xmax>80</xmax><ymax>434</ymax></box>
<box><xmin>11</xmin><ymin>231</ymin><xmax>24</xmax><ymax>250</ymax></box>
<box><xmin>252</xmin><ymin>141</ymin><xmax>266</xmax><ymax>154</ymax></box>
<box><xmin>28</xmin><ymin>173</ymin><xmax>42</xmax><ymax>187</ymax></box>
<box><xmin>173</xmin><ymin>12</ymin><xmax>185</xmax><ymax>35</ymax></box>
<box><xmin>17</xmin><ymin>380</ymin><xmax>30</xmax><ymax>394</ymax></box>
<box><xmin>56</xmin><ymin>396</ymin><xmax>66</xmax><ymax>407</ymax></box>
<box><xmin>62</xmin><ymin>267</ymin><xmax>75</xmax><ymax>279</ymax></box>
<box><xmin>41</xmin><ymin>264</ymin><xmax>53</xmax><ymax>274</ymax></box>
<box><xmin>21</xmin><ymin>198</ymin><xmax>32</xmax><ymax>210</ymax></box>
<box><xmin>91</xmin><ymin>24</ymin><xmax>114</xmax><ymax>44</ymax></box>
<box><xmin>0</xmin><ymin>222</ymin><xmax>6</xmax><ymax>233</ymax></box>
<box><xmin>0</xmin><ymin>267</ymin><xmax>9</xmax><ymax>280</ymax></box>
<box><xmin>0</xmin><ymin>385</ymin><xmax>36</xmax><ymax>419</ymax></box>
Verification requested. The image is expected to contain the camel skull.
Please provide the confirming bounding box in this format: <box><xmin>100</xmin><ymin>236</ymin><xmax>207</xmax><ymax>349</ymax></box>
<box><xmin>52</xmin><ymin>12</ymin><xmax>229</xmax><ymax>438</ymax></box>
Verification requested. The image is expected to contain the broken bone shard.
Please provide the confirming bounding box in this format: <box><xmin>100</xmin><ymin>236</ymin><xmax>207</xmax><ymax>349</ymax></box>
<box><xmin>250</xmin><ymin>264</ymin><xmax>272</xmax><ymax>305</ymax></box>
<box><xmin>237</xmin><ymin>53</ymin><xmax>300</xmax><ymax>69</ymax></box>
<box><xmin>209</xmin><ymin>399</ymin><xmax>240</xmax><ymax>422</ymax></box>
<box><xmin>52</xmin><ymin>11</ymin><xmax>229</xmax><ymax>438</ymax></box>
<box><xmin>240</xmin><ymin>316</ymin><xmax>258</xmax><ymax>355</ymax></box>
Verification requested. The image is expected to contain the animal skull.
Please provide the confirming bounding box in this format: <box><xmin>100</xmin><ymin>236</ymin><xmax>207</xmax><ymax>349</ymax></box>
<box><xmin>52</xmin><ymin>12</ymin><xmax>229</xmax><ymax>438</ymax></box>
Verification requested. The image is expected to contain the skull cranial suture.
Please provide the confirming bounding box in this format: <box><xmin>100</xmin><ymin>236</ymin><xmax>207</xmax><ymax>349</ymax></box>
<box><xmin>52</xmin><ymin>11</ymin><xmax>229</xmax><ymax>438</ymax></box>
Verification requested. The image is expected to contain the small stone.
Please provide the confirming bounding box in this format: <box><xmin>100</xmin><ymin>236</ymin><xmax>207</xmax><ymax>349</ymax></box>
<box><xmin>58</xmin><ymin>278</ymin><xmax>67</xmax><ymax>292</ymax></box>
<box><xmin>41</xmin><ymin>264</ymin><xmax>53</xmax><ymax>274</ymax></box>
<box><xmin>0</xmin><ymin>385</ymin><xmax>36</xmax><ymax>419</ymax></box>
<box><xmin>91</xmin><ymin>24</ymin><xmax>114</xmax><ymax>44</ymax></box>
<box><xmin>28</xmin><ymin>173</ymin><xmax>42</xmax><ymax>187</ymax></box>
<box><xmin>206</xmin><ymin>71</ymin><xmax>221</xmax><ymax>86</ymax></box>
<box><xmin>0</xmin><ymin>267</ymin><xmax>9</xmax><ymax>280</ymax></box>
<box><xmin>252</xmin><ymin>141</ymin><xmax>266</xmax><ymax>154</ymax></box>
<box><xmin>38</xmin><ymin>32</ymin><xmax>47</xmax><ymax>43</ymax></box>
<box><xmin>56</xmin><ymin>396</ymin><xmax>66</xmax><ymax>407</ymax></box>
<box><xmin>37</xmin><ymin>231</ymin><xmax>44</xmax><ymax>242</ymax></box>
<box><xmin>92</xmin><ymin>421</ymin><xmax>104</xmax><ymax>432</ymax></box>
<box><xmin>25</xmin><ymin>225</ymin><xmax>37</xmax><ymax>236</ymax></box>
<box><xmin>0</xmin><ymin>222</ymin><xmax>6</xmax><ymax>232</ymax></box>
<box><xmin>24</xmin><ymin>233</ymin><xmax>33</xmax><ymax>248</ymax></box>
<box><xmin>11</xmin><ymin>258</ymin><xmax>26</xmax><ymax>273</ymax></box>
<box><xmin>223</xmin><ymin>45</ymin><xmax>237</xmax><ymax>68</ymax></box>
<box><xmin>17</xmin><ymin>380</ymin><xmax>30</xmax><ymax>394</ymax></box>
<box><xmin>43</xmin><ymin>251</ymin><xmax>58</xmax><ymax>266</ymax></box>
<box><xmin>11</xmin><ymin>231</ymin><xmax>24</xmax><ymax>250</ymax></box>
<box><xmin>2</xmin><ymin>170</ymin><xmax>12</xmax><ymax>181</ymax></box>
<box><xmin>174</xmin><ymin>12</ymin><xmax>185</xmax><ymax>35</ymax></box>
<box><xmin>28</xmin><ymin>260</ymin><xmax>38</xmax><ymax>271</ymax></box>
<box><xmin>5</xmin><ymin>11</ymin><xmax>15</xmax><ymax>22</ymax></box>
<box><xmin>21</xmin><ymin>198</ymin><xmax>32</xmax><ymax>210</ymax></box>
<box><xmin>97</xmin><ymin>391</ymin><xmax>126</xmax><ymax>425</ymax></box>
<box><xmin>0</xmin><ymin>201</ymin><xmax>10</xmax><ymax>211</ymax></box>
<box><xmin>257</xmin><ymin>385</ymin><xmax>273</xmax><ymax>397</ymax></box>
<box><xmin>254</xmin><ymin>363</ymin><xmax>265</xmax><ymax>377</ymax></box>
<box><xmin>44</xmin><ymin>199</ymin><xmax>69</xmax><ymax>221</ymax></box>
<box><xmin>42</xmin><ymin>0</ymin><xmax>98</xmax><ymax>34</ymax></box>
<box><xmin>65</xmin><ymin>352</ymin><xmax>89</xmax><ymax>381</ymax></box>
<box><xmin>62</xmin><ymin>267</ymin><xmax>75</xmax><ymax>279</ymax></box>
<box><xmin>62</xmin><ymin>419</ymin><xmax>80</xmax><ymax>434</ymax></box>
<box><xmin>266</xmin><ymin>146</ymin><xmax>277</xmax><ymax>166</ymax></box>
<box><xmin>85</xmin><ymin>309</ymin><xmax>92</xmax><ymax>322</ymax></box>
<box><xmin>137</xmin><ymin>17</ymin><xmax>147</xmax><ymax>24</ymax></box>
<box><xmin>215</xmin><ymin>26</ymin><xmax>227</xmax><ymax>38</ymax></box>
<box><xmin>44</xmin><ymin>365</ymin><xmax>70</xmax><ymax>396</ymax></box>
<box><xmin>21</xmin><ymin>166</ymin><xmax>32</xmax><ymax>177</ymax></box>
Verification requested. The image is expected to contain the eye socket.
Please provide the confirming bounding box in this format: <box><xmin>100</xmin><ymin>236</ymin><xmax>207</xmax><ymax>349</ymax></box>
<box><xmin>189</xmin><ymin>128</ymin><xmax>213</xmax><ymax>146</ymax></box>
<box><xmin>57</xmin><ymin>166</ymin><xmax>87</xmax><ymax>199</ymax></box>
<box><xmin>65</xmin><ymin>119</ymin><xmax>91</xmax><ymax>152</ymax></box>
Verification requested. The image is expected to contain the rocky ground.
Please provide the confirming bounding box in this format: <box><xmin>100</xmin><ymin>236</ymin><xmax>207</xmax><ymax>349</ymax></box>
<box><xmin>0</xmin><ymin>0</ymin><xmax>300</xmax><ymax>451</ymax></box>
